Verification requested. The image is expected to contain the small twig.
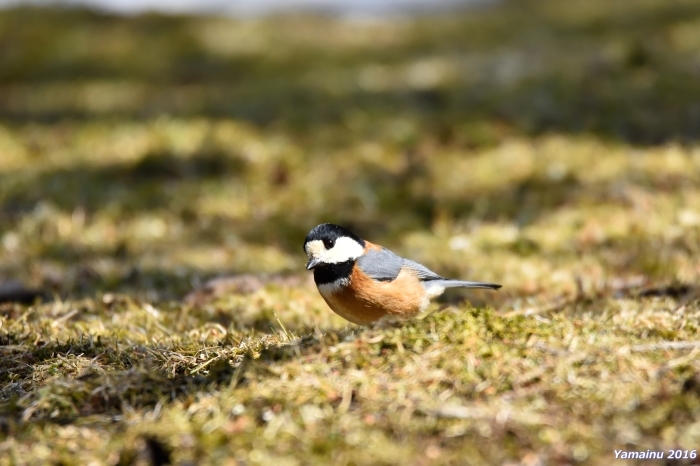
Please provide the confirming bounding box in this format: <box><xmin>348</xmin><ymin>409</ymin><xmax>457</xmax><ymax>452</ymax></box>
<box><xmin>423</xmin><ymin>405</ymin><xmax>491</xmax><ymax>420</ymax></box>
<box><xmin>190</xmin><ymin>356</ymin><xmax>220</xmax><ymax>375</ymax></box>
<box><xmin>533</xmin><ymin>342</ymin><xmax>569</xmax><ymax>355</ymax></box>
<box><xmin>51</xmin><ymin>309</ymin><xmax>79</xmax><ymax>327</ymax></box>
<box><xmin>630</xmin><ymin>341</ymin><xmax>700</xmax><ymax>352</ymax></box>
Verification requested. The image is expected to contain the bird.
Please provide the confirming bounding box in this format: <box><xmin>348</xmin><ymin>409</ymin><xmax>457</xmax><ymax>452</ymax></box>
<box><xmin>303</xmin><ymin>223</ymin><xmax>501</xmax><ymax>325</ymax></box>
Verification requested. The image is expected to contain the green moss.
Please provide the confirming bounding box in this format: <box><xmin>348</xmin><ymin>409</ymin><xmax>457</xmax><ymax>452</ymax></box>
<box><xmin>1</xmin><ymin>0</ymin><xmax>700</xmax><ymax>464</ymax></box>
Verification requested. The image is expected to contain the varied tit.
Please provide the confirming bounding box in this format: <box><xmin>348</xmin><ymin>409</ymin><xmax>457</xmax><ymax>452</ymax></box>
<box><xmin>303</xmin><ymin>223</ymin><xmax>501</xmax><ymax>326</ymax></box>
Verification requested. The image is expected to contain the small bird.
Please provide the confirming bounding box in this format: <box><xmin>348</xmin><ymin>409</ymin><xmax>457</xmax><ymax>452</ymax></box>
<box><xmin>304</xmin><ymin>223</ymin><xmax>501</xmax><ymax>325</ymax></box>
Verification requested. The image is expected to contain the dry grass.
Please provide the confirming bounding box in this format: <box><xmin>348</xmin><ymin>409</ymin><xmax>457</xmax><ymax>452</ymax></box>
<box><xmin>1</xmin><ymin>0</ymin><xmax>700</xmax><ymax>464</ymax></box>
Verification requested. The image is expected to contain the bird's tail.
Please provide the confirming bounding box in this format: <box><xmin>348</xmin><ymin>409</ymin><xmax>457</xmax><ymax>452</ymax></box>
<box><xmin>432</xmin><ymin>279</ymin><xmax>502</xmax><ymax>291</ymax></box>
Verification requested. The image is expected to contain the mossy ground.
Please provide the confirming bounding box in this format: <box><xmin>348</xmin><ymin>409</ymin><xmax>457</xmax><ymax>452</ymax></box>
<box><xmin>1</xmin><ymin>0</ymin><xmax>700</xmax><ymax>464</ymax></box>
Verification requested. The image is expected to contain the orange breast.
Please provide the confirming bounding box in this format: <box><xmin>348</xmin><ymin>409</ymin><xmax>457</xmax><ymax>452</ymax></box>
<box><xmin>319</xmin><ymin>266</ymin><xmax>428</xmax><ymax>325</ymax></box>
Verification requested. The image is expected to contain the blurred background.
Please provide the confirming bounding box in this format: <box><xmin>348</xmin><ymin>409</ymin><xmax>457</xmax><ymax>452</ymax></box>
<box><xmin>1</xmin><ymin>0</ymin><xmax>699</xmax><ymax>304</ymax></box>
<box><xmin>0</xmin><ymin>0</ymin><xmax>485</xmax><ymax>15</ymax></box>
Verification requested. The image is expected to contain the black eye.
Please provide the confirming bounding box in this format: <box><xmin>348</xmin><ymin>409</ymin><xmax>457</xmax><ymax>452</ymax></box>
<box><xmin>323</xmin><ymin>238</ymin><xmax>335</xmax><ymax>249</ymax></box>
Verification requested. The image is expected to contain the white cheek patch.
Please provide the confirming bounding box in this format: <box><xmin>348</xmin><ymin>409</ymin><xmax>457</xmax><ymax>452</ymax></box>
<box><xmin>305</xmin><ymin>237</ymin><xmax>363</xmax><ymax>264</ymax></box>
<box><xmin>305</xmin><ymin>240</ymin><xmax>325</xmax><ymax>259</ymax></box>
<box><xmin>325</xmin><ymin>237</ymin><xmax>364</xmax><ymax>263</ymax></box>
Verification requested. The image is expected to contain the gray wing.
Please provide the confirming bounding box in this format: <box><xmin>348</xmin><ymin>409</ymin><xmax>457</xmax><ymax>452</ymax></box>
<box><xmin>355</xmin><ymin>247</ymin><xmax>405</xmax><ymax>282</ymax></box>
<box><xmin>356</xmin><ymin>248</ymin><xmax>444</xmax><ymax>282</ymax></box>
<box><xmin>401</xmin><ymin>259</ymin><xmax>444</xmax><ymax>282</ymax></box>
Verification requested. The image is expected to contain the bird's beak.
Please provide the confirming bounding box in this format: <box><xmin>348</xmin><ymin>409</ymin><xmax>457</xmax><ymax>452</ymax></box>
<box><xmin>306</xmin><ymin>257</ymin><xmax>321</xmax><ymax>270</ymax></box>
